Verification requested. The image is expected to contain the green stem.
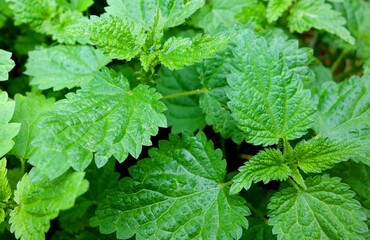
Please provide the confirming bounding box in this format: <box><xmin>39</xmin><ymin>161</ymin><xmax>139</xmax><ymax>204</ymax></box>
<box><xmin>20</xmin><ymin>158</ymin><xmax>25</xmax><ymax>174</ymax></box>
<box><xmin>331</xmin><ymin>49</ymin><xmax>350</xmax><ymax>75</ymax></box>
<box><xmin>162</xmin><ymin>88</ymin><xmax>208</xmax><ymax>100</ymax></box>
<box><xmin>217</xmin><ymin>180</ymin><xmax>233</xmax><ymax>189</ymax></box>
<box><xmin>246</xmin><ymin>202</ymin><xmax>268</xmax><ymax>222</ymax></box>
<box><xmin>288</xmin><ymin>177</ymin><xmax>300</xmax><ymax>191</ymax></box>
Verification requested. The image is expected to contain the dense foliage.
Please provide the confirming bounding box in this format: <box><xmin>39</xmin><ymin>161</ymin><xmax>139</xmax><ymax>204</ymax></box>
<box><xmin>0</xmin><ymin>0</ymin><xmax>369</xmax><ymax>239</ymax></box>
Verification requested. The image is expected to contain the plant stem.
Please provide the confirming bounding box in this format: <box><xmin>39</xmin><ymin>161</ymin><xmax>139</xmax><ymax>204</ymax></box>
<box><xmin>331</xmin><ymin>49</ymin><xmax>349</xmax><ymax>75</ymax></box>
<box><xmin>217</xmin><ymin>180</ymin><xmax>233</xmax><ymax>189</ymax></box>
<box><xmin>246</xmin><ymin>202</ymin><xmax>268</xmax><ymax>223</ymax></box>
<box><xmin>162</xmin><ymin>88</ymin><xmax>208</xmax><ymax>100</ymax></box>
<box><xmin>288</xmin><ymin>177</ymin><xmax>300</xmax><ymax>191</ymax></box>
<box><xmin>240</xmin><ymin>154</ymin><xmax>254</xmax><ymax>160</ymax></box>
<box><xmin>20</xmin><ymin>158</ymin><xmax>25</xmax><ymax>174</ymax></box>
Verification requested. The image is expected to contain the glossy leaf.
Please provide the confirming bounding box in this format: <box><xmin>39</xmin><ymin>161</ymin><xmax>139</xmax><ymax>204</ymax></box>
<box><xmin>91</xmin><ymin>132</ymin><xmax>250</xmax><ymax>240</ymax></box>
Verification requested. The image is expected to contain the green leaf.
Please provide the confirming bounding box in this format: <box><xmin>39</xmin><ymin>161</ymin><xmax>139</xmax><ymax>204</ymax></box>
<box><xmin>227</xmin><ymin>29</ymin><xmax>315</xmax><ymax>146</ymax></box>
<box><xmin>6</xmin><ymin>0</ymin><xmax>88</xmax><ymax>44</ymax></box>
<box><xmin>0</xmin><ymin>158</ymin><xmax>11</xmax><ymax>224</ymax></box>
<box><xmin>313</xmin><ymin>75</ymin><xmax>370</xmax><ymax>165</ymax></box>
<box><xmin>334</xmin><ymin>0</ymin><xmax>370</xmax><ymax>68</ymax></box>
<box><xmin>0</xmin><ymin>91</ymin><xmax>20</xmax><ymax>158</ymax></box>
<box><xmin>0</xmin><ymin>158</ymin><xmax>11</xmax><ymax>203</ymax></box>
<box><xmin>294</xmin><ymin>138</ymin><xmax>356</xmax><ymax>173</ymax></box>
<box><xmin>6</xmin><ymin>0</ymin><xmax>57</xmax><ymax>29</ymax></box>
<box><xmin>261</xmin><ymin>29</ymin><xmax>314</xmax><ymax>84</ymax></box>
<box><xmin>91</xmin><ymin>132</ymin><xmax>250</xmax><ymax>239</ymax></box>
<box><xmin>105</xmin><ymin>0</ymin><xmax>205</xmax><ymax>29</ymax></box>
<box><xmin>189</xmin><ymin>0</ymin><xmax>249</xmax><ymax>34</ymax></box>
<box><xmin>29</xmin><ymin>69</ymin><xmax>167</xmax><ymax>181</ymax></box>
<box><xmin>0</xmin><ymin>49</ymin><xmax>15</xmax><ymax>81</ymax></box>
<box><xmin>25</xmin><ymin>45</ymin><xmax>111</xmax><ymax>90</ymax></box>
<box><xmin>158</xmin><ymin>34</ymin><xmax>231</xmax><ymax>70</ymax></box>
<box><xmin>9</xmin><ymin>172</ymin><xmax>88</xmax><ymax>240</ymax></box>
<box><xmin>87</xmin><ymin>15</ymin><xmax>146</xmax><ymax>61</ymax></box>
<box><xmin>198</xmin><ymin>47</ymin><xmax>244</xmax><ymax>143</ymax></box>
<box><xmin>288</xmin><ymin>0</ymin><xmax>355</xmax><ymax>44</ymax></box>
<box><xmin>235</xmin><ymin>1</ymin><xmax>266</xmax><ymax>27</ymax></box>
<box><xmin>328</xmin><ymin>161</ymin><xmax>370</xmax><ymax>210</ymax></box>
<box><xmin>231</xmin><ymin>149</ymin><xmax>291</xmax><ymax>194</ymax></box>
<box><xmin>10</xmin><ymin>93</ymin><xmax>55</xmax><ymax>159</ymax></box>
<box><xmin>59</xmin><ymin>161</ymin><xmax>120</xmax><ymax>233</ymax></box>
<box><xmin>156</xmin><ymin>65</ymin><xmax>206</xmax><ymax>133</ymax></box>
<box><xmin>266</xmin><ymin>0</ymin><xmax>294</xmax><ymax>23</ymax></box>
<box><xmin>242</xmin><ymin>217</ymin><xmax>276</xmax><ymax>240</ymax></box>
<box><xmin>268</xmin><ymin>175</ymin><xmax>368</xmax><ymax>239</ymax></box>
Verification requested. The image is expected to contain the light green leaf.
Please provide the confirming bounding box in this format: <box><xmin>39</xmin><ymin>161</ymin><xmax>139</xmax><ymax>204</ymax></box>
<box><xmin>6</xmin><ymin>0</ymin><xmax>89</xmax><ymax>44</ymax></box>
<box><xmin>313</xmin><ymin>75</ymin><xmax>370</xmax><ymax>165</ymax></box>
<box><xmin>25</xmin><ymin>45</ymin><xmax>111</xmax><ymax>90</ymax></box>
<box><xmin>231</xmin><ymin>149</ymin><xmax>291</xmax><ymax>194</ymax></box>
<box><xmin>6</xmin><ymin>0</ymin><xmax>57</xmax><ymax>29</ymax></box>
<box><xmin>0</xmin><ymin>49</ymin><xmax>15</xmax><ymax>81</ymax></box>
<box><xmin>294</xmin><ymin>138</ymin><xmax>356</xmax><ymax>173</ymax></box>
<box><xmin>235</xmin><ymin>1</ymin><xmax>266</xmax><ymax>27</ymax></box>
<box><xmin>156</xmin><ymin>66</ymin><xmax>206</xmax><ymax>133</ymax></box>
<box><xmin>288</xmin><ymin>0</ymin><xmax>355</xmax><ymax>44</ymax></box>
<box><xmin>91</xmin><ymin>132</ymin><xmax>250</xmax><ymax>240</ymax></box>
<box><xmin>10</xmin><ymin>93</ymin><xmax>54</xmax><ymax>159</ymax></box>
<box><xmin>0</xmin><ymin>158</ymin><xmax>11</xmax><ymax>224</ymax></box>
<box><xmin>189</xmin><ymin>0</ymin><xmax>249</xmax><ymax>34</ymax></box>
<box><xmin>9</xmin><ymin>172</ymin><xmax>88</xmax><ymax>240</ymax></box>
<box><xmin>29</xmin><ymin>69</ymin><xmax>167</xmax><ymax>181</ymax></box>
<box><xmin>198</xmin><ymin>48</ymin><xmax>244</xmax><ymax>143</ymax></box>
<box><xmin>268</xmin><ymin>175</ymin><xmax>368</xmax><ymax>239</ymax></box>
<box><xmin>266</xmin><ymin>0</ymin><xmax>293</xmax><ymax>22</ymax></box>
<box><xmin>64</xmin><ymin>0</ymin><xmax>93</xmax><ymax>11</ymax></box>
<box><xmin>0</xmin><ymin>158</ymin><xmax>11</xmax><ymax>202</ymax></box>
<box><xmin>0</xmin><ymin>91</ymin><xmax>20</xmax><ymax>158</ymax></box>
<box><xmin>87</xmin><ymin>15</ymin><xmax>146</xmax><ymax>61</ymax></box>
<box><xmin>105</xmin><ymin>0</ymin><xmax>204</xmax><ymax>29</ymax></box>
<box><xmin>158</xmin><ymin>34</ymin><xmax>231</xmax><ymax>70</ymax></box>
<box><xmin>227</xmin><ymin>29</ymin><xmax>315</xmax><ymax>146</ymax></box>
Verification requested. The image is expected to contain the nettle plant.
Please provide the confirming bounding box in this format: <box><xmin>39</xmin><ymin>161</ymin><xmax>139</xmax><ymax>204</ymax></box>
<box><xmin>0</xmin><ymin>0</ymin><xmax>369</xmax><ymax>239</ymax></box>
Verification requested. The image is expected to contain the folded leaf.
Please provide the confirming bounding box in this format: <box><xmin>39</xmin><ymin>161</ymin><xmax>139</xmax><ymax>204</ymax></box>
<box><xmin>0</xmin><ymin>49</ymin><xmax>15</xmax><ymax>81</ymax></box>
<box><xmin>268</xmin><ymin>175</ymin><xmax>368</xmax><ymax>239</ymax></box>
<box><xmin>294</xmin><ymin>138</ymin><xmax>356</xmax><ymax>173</ymax></box>
<box><xmin>227</xmin><ymin>29</ymin><xmax>315</xmax><ymax>146</ymax></box>
<box><xmin>288</xmin><ymin>0</ymin><xmax>355</xmax><ymax>44</ymax></box>
<box><xmin>158</xmin><ymin>34</ymin><xmax>231</xmax><ymax>70</ymax></box>
<box><xmin>231</xmin><ymin>149</ymin><xmax>291</xmax><ymax>194</ymax></box>
<box><xmin>87</xmin><ymin>15</ymin><xmax>146</xmax><ymax>61</ymax></box>
<box><xmin>91</xmin><ymin>132</ymin><xmax>250</xmax><ymax>240</ymax></box>
<box><xmin>25</xmin><ymin>45</ymin><xmax>111</xmax><ymax>90</ymax></box>
<box><xmin>29</xmin><ymin>69</ymin><xmax>167</xmax><ymax>180</ymax></box>
<box><xmin>9</xmin><ymin>172</ymin><xmax>88</xmax><ymax>240</ymax></box>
